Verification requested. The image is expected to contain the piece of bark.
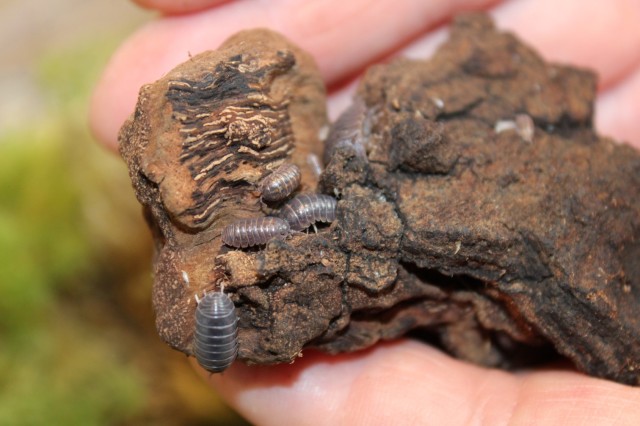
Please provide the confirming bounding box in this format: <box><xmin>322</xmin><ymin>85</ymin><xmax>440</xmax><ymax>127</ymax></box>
<box><xmin>120</xmin><ymin>16</ymin><xmax>640</xmax><ymax>385</ymax></box>
<box><xmin>119</xmin><ymin>29</ymin><xmax>328</xmax><ymax>352</ymax></box>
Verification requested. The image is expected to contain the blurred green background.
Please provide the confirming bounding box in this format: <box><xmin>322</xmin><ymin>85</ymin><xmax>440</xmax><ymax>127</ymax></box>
<box><xmin>0</xmin><ymin>0</ymin><xmax>247</xmax><ymax>424</ymax></box>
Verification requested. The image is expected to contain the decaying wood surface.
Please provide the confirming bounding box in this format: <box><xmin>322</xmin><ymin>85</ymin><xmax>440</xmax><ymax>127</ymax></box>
<box><xmin>119</xmin><ymin>28</ymin><xmax>328</xmax><ymax>352</ymax></box>
<box><xmin>120</xmin><ymin>15</ymin><xmax>640</xmax><ymax>385</ymax></box>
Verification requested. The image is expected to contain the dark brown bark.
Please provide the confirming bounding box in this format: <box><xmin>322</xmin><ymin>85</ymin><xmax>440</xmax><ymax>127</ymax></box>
<box><xmin>120</xmin><ymin>15</ymin><xmax>640</xmax><ymax>385</ymax></box>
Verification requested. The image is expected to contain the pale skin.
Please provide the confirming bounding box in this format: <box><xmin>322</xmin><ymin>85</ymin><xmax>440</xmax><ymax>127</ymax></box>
<box><xmin>91</xmin><ymin>0</ymin><xmax>640</xmax><ymax>424</ymax></box>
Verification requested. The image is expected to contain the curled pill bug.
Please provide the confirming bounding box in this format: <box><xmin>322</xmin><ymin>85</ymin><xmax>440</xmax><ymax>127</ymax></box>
<box><xmin>194</xmin><ymin>291</ymin><xmax>239</xmax><ymax>373</ymax></box>
<box><xmin>259</xmin><ymin>163</ymin><xmax>301</xmax><ymax>203</ymax></box>
<box><xmin>221</xmin><ymin>216</ymin><xmax>290</xmax><ymax>248</ymax></box>
<box><xmin>279</xmin><ymin>193</ymin><xmax>337</xmax><ymax>231</ymax></box>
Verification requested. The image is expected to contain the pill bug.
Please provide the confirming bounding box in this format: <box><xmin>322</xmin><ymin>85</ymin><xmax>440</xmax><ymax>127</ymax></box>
<box><xmin>194</xmin><ymin>291</ymin><xmax>238</xmax><ymax>373</ymax></box>
<box><xmin>259</xmin><ymin>163</ymin><xmax>302</xmax><ymax>203</ymax></box>
<box><xmin>323</xmin><ymin>97</ymin><xmax>369</xmax><ymax>165</ymax></box>
<box><xmin>221</xmin><ymin>216</ymin><xmax>290</xmax><ymax>248</ymax></box>
<box><xmin>279</xmin><ymin>193</ymin><xmax>337</xmax><ymax>231</ymax></box>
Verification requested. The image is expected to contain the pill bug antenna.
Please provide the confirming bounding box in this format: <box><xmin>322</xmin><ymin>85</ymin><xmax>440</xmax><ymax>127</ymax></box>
<box><xmin>183</xmin><ymin>271</ymin><xmax>206</xmax><ymax>304</ymax></box>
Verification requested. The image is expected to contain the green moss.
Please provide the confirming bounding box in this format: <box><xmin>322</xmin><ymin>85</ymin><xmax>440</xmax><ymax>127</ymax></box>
<box><xmin>0</xmin><ymin>121</ymin><xmax>92</xmax><ymax>329</ymax></box>
<box><xmin>0</xmin><ymin>311</ymin><xmax>143</xmax><ymax>426</ymax></box>
<box><xmin>0</xmin><ymin>35</ymin><xmax>147</xmax><ymax>425</ymax></box>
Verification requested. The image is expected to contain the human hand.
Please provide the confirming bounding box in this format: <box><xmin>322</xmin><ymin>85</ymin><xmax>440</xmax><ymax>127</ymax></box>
<box><xmin>91</xmin><ymin>0</ymin><xmax>640</xmax><ymax>424</ymax></box>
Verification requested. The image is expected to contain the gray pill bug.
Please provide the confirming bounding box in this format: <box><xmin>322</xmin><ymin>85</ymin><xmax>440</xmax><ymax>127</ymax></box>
<box><xmin>221</xmin><ymin>216</ymin><xmax>290</xmax><ymax>248</ymax></box>
<box><xmin>279</xmin><ymin>193</ymin><xmax>337</xmax><ymax>231</ymax></box>
<box><xmin>194</xmin><ymin>290</ymin><xmax>239</xmax><ymax>373</ymax></box>
<box><xmin>323</xmin><ymin>97</ymin><xmax>369</xmax><ymax>165</ymax></box>
<box><xmin>259</xmin><ymin>163</ymin><xmax>301</xmax><ymax>203</ymax></box>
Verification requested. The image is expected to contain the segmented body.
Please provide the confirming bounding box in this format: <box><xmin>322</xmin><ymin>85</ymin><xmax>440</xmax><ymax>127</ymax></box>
<box><xmin>323</xmin><ymin>98</ymin><xmax>368</xmax><ymax>165</ymax></box>
<box><xmin>194</xmin><ymin>291</ymin><xmax>238</xmax><ymax>373</ymax></box>
<box><xmin>259</xmin><ymin>163</ymin><xmax>301</xmax><ymax>203</ymax></box>
<box><xmin>280</xmin><ymin>194</ymin><xmax>337</xmax><ymax>231</ymax></box>
<box><xmin>221</xmin><ymin>217</ymin><xmax>290</xmax><ymax>248</ymax></box>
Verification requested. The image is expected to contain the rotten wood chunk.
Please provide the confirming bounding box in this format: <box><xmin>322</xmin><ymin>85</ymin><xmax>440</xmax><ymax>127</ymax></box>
<box><xmin>119</xmin><ymin>28</ymin><xmax>328</xmax><ymax>352</ymax></box>
<box><xmin>120</xmin><ymin>16</ymin><xmax>640</xmax><ymax>385</ymax></box>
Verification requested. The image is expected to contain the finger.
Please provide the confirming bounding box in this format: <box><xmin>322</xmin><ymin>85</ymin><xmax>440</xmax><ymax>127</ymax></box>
<box><xmin>399</xmin><ymin>0</ymin><xmax>640</xmax><ymax>91</ymax></box>
<box><xmin>491</xmin><ymin>0</ymin><xmax>640</xmax><ymax>91</ymax></box>
<box><xmin>132</xmin><ymin>0</ymin><xmax>232</xmax><ymax>15</ymax></box>
<box><xmin>491</xmin><ymin>0</ymin><xmax>640</xmax><ymax>147</ymax></box>
<box><xmin>392</xmin><ymin>0</ymin><xmax>640</xmax><ymax>146</ymax></box>
<box><xmin>91</xmin><ymin>0</ymin><xmax>501</xmax><ymax>149</ymax></box>
<box><xmin>596</xmin><ymin>66</ymin><xmax>640</xmax><ymax>147</ymax></box>
<box><xmin>200</xmin><ymin>340</ymin><xmax>640</xmax><ymax>425</ymax></box>
<box><xmin>270</xmin><ymin>0</ymin><xmax>500</xmax><ymax>81</ymax></box>
<box><xmin>200</xmin><ymin>341</ymin><xmax>518</xmax><ymax>425</ymax></box>
<box><xmin>510</xmin><ymin>369</ymin><xmax>640</xmax><ymax>426</ymax></box>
